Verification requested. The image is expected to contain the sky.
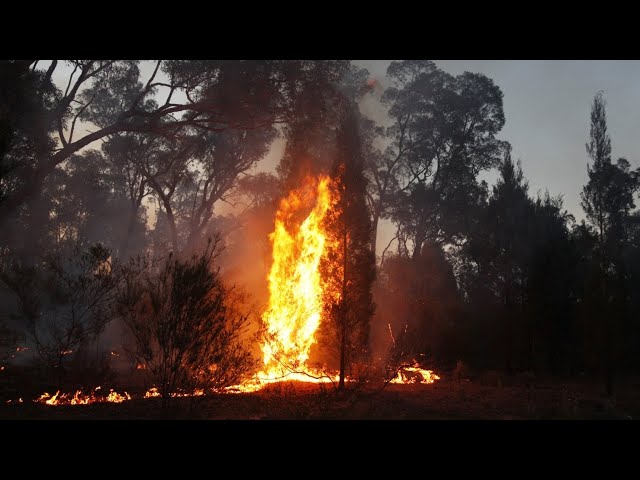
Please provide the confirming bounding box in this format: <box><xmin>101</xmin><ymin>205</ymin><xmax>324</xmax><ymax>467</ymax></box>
<box><xmin>357</xmin><ymin>60</ymin><xmax>640</xmax><ymax>215</ymax></box>
<box><xmin>45</xmin><ymin>60</ymin><xmax>640</xmax><ymax>256</ymax></box>
<box><xmin>350</xmin><ymin>60</ymin><xmax>640</xmax><ymax>255</ymax></box>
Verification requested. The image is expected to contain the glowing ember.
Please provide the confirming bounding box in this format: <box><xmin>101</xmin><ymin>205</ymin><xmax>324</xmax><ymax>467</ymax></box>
<box><xmin>170</xmin><ymin>388</ymin><xmax>205</xmax><ymax>398</ymax></box>
<box><xmin>390</xmin><ymin>362</ymin><xmax>440</xmax><ymax>385</ymax></box>
<box><xmin>106</xmin><ymin>390</ymin><xmax>131</xmax><ymax>403</ymax></box>
<box><xmin>144</xmin><ymin>387</ymin><xmax>160</xmax><ymax>398</ymax></box>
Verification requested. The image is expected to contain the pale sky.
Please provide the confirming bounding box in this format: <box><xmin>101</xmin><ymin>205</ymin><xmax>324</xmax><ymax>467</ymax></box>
<box><xmin>353</xmin><ymin>60</ymin><xmax>640</xmax><ymax>255</ymax></box>
<box><xmin>357</xmin><ymin>61</ymin><xmax>640</xmax><ymax>214</ymax></box>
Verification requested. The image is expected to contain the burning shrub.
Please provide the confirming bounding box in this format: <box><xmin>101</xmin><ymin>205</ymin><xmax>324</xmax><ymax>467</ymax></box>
<box><xmin>116</xmin><ymin>238</ymin><xmax>255</xmax><ymax>398</ymax></box>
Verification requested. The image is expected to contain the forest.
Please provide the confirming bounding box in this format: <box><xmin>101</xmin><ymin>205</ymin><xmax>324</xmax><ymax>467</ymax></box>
<box><xmin>1</xmin><ymin>60</ymin><xmax>639</xmax><ymax>419</ymax></box>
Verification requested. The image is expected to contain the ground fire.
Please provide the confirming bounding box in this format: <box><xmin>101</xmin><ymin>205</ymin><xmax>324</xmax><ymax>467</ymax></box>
<box><xmin>36</xmin><ymin>387</ymin><xmax>132</xmax><ymax>406</ymax></box>
<box><xmin>390</xmin><ymin>362</ymin><xmax>440</xmax><ymax>385</ymax></box>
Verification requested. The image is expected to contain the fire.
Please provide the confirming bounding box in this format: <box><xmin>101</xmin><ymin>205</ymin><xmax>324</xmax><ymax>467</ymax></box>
<box><xmin>232</xmin><ymin>174</ymin><xmax>440</xmax><ymax>392</ymax></box>
<box><xmin>144</xmin><ymin>387</ymin><xmax>160</xmax><ymax>398</ymax></box>
<box><xmin>170</xmin><ymin>388</ymin><xmax>205</xmax><ymax>398</ymax></box>
<box><xmin>390</xmin><ymin>362</ymin><xmax>440</xmax><ymax>385</ymax></box>
<box><xmin>235</xmin><ymin>175</ymin><xmax>338</xmax><ymax>392</ymax></box>
<box><xmin>25</xmin><ymin>386</ymin><xmax>202</xmax><ymax>405</ymax></box>
<box><xmin>35</xmin><ymin>388</ymin><xmax>132</xmax><ymax>406</ymax></box>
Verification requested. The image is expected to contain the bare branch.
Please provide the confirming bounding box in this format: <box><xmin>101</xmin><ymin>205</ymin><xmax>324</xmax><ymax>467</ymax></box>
<box><xmin>380</xmin><ymin>234</ymin><xmax>398</xmax><ymax>267</ymax></box>
<box><xmin>43</xmin><ymin>60</ymin><xmax>57</xmax><ymax>86</ymax></box>
<box><xmin>68</xmin><ymin>91</ymin><xmax>97</xmax><ymax>144</ymax></box>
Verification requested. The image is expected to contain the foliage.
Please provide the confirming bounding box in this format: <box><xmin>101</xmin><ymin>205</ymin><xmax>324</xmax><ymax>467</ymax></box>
<box><xmin>115</xmin><ymin>238</ymin><xmax>256</xmax><ymax>397</ymax></box>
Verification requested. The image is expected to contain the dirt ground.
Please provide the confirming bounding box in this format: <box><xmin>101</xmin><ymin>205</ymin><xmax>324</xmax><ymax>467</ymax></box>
<box><xmin>1</xmin><ymin>375</ymin><xmax>638</xmax><ymax>420</ymax></box>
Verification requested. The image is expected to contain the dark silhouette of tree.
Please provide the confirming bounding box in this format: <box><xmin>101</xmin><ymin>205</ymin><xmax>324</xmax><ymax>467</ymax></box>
<box><xmin>277</xmin><ymin>64</ymin><xmax>371</xmax><ymax>191</ymax></box>
<box><xmin>378</xmin><ymin>60</ymin><xmax>507</xmax><ymax>260</ymax></box>
<box><xmin>0</xmin><ymin>60</ymin><xmax>350</xmax><ymax>227</ymax></box>
<box><xmin>579</xmin><ymin>91</ymin><xmax>640</xmax><ymax>395</ymax></box>
<box><xmin>320</xmin><ymin>108</ymin><xmax>376</xmax><ymax>390</ymax></box>
<box><xmin>526</xmin><ymin>193</ymin><xmax>577</xmax><ymax>374</ymax></box>
<box><xmin>485</xmin><ymin>149</ymin><xmax>533</xmax><ymax>371</ymax></box>
<box><xmin>374</xmin><ymin>244</ymin><xmax>459</xmax><ymax>366</ymax></box>
<box><xmin>452</xmin><ymin>148</ymin><xmax>579</xmax><ymax>374</ymax></box>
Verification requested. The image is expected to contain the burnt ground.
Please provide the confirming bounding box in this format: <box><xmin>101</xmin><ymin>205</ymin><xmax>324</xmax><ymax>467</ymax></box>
<box><xmin>1</xmin><ymin>375</ymin><xmax>639</xmax><ymax>420</ymax></box>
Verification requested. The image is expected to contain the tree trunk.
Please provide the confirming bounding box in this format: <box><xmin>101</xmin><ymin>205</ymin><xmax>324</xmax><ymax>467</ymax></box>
<box><xmin>157</xmin><ymin>199</ymin><xmax>179</xmax><ymax>253</ymax></box>
<box><xmin>370</xmin><ymin>210</ymin><xmax>379</xmax><ymax>256</ymax></box>
<box><xmin>167</xmin><ymin>211</ymin><xmax>179</xmax><ymax>253</ymax></box>
<box><xmin>338</xmin><ymin>207</ymin><xmax>348</xmax><ymax>391</ymax></box>
<box><xmin>412</xmin><ymin>221</ymin><xmax>426</xmax><ymax>261</ymax></box>
<box><xmin>118</xmin><ymin>203</ymin><xmax>140</xmax><ymax>260</ymax></box>
<box><xmin>604</xmin><ymin>310</ymin><xmax>614</xmax><ymax>396</ymax></box>
<box><xmin>339</xmin><ymin>327</ymin><xmax>346</xmax><ymax>390</ymax></box>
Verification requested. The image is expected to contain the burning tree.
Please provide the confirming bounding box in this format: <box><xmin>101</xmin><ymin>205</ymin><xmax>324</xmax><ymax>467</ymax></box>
<box><xmin>253</xmin><ymin>175</ymin><xmax>337</xmax><ymax>386</ymax></box>
<box><xmin>116</xmin><ymin>238</ymin><xmax>255</xmax><ymax>398</ymax></box>
<box><xmin>319</xmin><ymin>108</ymin><xmax>376</xmax><ymax>390</ymax></box>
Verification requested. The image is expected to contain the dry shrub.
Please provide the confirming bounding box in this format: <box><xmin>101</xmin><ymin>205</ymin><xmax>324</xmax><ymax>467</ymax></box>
<box><xmin>116</xmin><ymin>238</ymin><xmax>256</xmax><ymax>399</ymax></box>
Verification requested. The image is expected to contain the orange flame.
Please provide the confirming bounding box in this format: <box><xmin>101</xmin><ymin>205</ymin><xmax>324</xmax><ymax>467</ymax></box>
<box><xmin>261</xmin><ymin>175</ymin><xmax>335</xmax><ymax>372</ymax></box>
<box><xmin>35</xmin><ymin>388</ymin><xmax>132</xmax><ymax>406</ymax></box>
<box><xmin>232</xmin><ymin>175</ymin><xmax>339</xmax><ymax>392</ymax></box>
<box><xmin>390</xmin><ymin>362</ymin><xmax>440</xmax><ymax>385</ymax></box>
<box><xmin>27</xmin><ymin>386</ymin><xmax>203</xmax><ymax>405</ymax></box>
<box><xmin>144</xmin><ymin>387</ymin><xmax>160</xmax><ymax>398</ymax></box>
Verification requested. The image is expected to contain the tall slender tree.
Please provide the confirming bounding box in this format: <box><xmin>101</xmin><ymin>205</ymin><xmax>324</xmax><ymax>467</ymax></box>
<box><xmin>320</xmin><ymin>106</ymin><xmax>375</xmax><ymax>390</ymax></box>
<box><xmin>580</xmin><ymin>91</ymin><xmax>640</xmax><ymax>394</ymax></box>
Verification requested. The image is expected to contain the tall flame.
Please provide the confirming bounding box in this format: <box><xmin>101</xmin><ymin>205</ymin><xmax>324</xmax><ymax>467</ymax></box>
<box><xmin>259</xmin><ymin>175</ymin><xmax>336</xmax><ymax>379</ymax></box>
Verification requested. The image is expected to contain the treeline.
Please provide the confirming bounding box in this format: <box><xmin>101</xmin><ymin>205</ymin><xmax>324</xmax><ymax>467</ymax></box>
<box><xmin>370</xmin><ymin>64</ymin><xmax>640</xmax><ymax>395</ymax></box>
